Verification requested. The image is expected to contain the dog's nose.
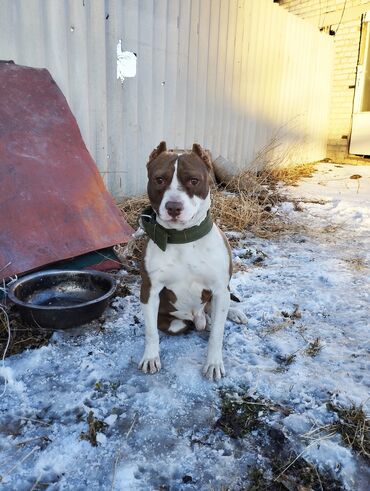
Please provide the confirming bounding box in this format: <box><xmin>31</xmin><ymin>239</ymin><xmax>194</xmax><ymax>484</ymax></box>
<box><xmin>165</xmin><ymin>201</ymin><xmax>183</xmax><ymax>218</ymax></box>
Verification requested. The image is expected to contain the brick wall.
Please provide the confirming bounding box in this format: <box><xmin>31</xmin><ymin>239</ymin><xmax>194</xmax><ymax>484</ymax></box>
<box><xmin>279</xmin><ymin>0</ymin><xmax>370</xmax><ymax>161</ymax></box>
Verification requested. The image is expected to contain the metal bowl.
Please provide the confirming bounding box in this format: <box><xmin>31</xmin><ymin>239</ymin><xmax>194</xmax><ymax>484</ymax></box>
<box><xmin>8</xmin><ymin>270</ymin><xmax>116</xmax><ymax>330</ymax></box>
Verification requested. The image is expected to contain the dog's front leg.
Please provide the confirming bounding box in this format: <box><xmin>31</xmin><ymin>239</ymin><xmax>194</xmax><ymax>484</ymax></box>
<box><xmin>139</xmin><ymin>286</ymin><xmax>162</xmax><ymax>374</ymax></box>
<box><xmin>203</xmin><ymin>288</ymin><xmax>230</xmax><ymax>381</ymax></box>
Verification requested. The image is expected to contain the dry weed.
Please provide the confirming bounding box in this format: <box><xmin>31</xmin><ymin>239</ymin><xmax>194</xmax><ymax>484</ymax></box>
<box><xmin>211</xmin><ymin>190</ymin><xmax>274</xmax><ymax>236</ymax></box>
<box><xmin>80</xmin><ymin>411</ymin><xmax>107</xmax><ymax>447</ymax></box>
<box><xmin>321</xmin><ymin>223</ymin><xmax>345</xmax><ymax>234</ymax></box>
<box><xmin>0</xmin><ymin>307</ymin><xmax>8</xmax><ymax>334</ymax></box>
<box><xmin>260</xmin><ymin>162</ymin><xmax>317</xmax><ymax>187</ymax></box>
<box><xmin>304</xmin><ymin>402</ymin><xmax>370</xmax><ymax>460</ymax></box>
<box><xmin>327</xmin><ymin>402</ymin><xmax>370</xmax><ymax>459</ymax></box>
<box><xmin>232</xmin><ymin>262</ymin><xmax>249</xmax><ymax>274</ymax></box>
<box><xmin>216</xmin><ymin>392</ymin><xmax>272</xmax><ymax>438</ymax></box>
<box><xmin>229</xmin><ymin>127</ymin><xmax>318</xmax><ymax>187</ymax></box>
<box><xmin>265</xmin><ymin>306</ymin><xmax>302</xmax><ymax>335</ymax></box>
<box><xmin>265</xmin><ymin>319</ymin><xmax>292</xmax><ymax>335</ymax></box>
<box><xmin>216</xmin><ymin>388</ymin><xmax>290</xmax><ymax>438</ymax></box>
<box><xmin>0</xmin><ymin>307</ymin><xmax>51</xmax><ymax>359</ymax></box>
<box><xmin>344</xmin><ymin>257</ymin><xmax>368</xmax><ymax>271</ymax></box>
<box><xmin>114</xmin><ymin>236</ymin><xmax>147</xmax><ymax>269</ymax></box>
<box><xmin>116</xmin><ymin>158</ymin><xmax>315</xmax><ymax>261</ymax></box>
<box><xmin>276</xmin><ymin>352</ymin><xmax>297</xmax><ymax>368</ymax></box>
<box><xmin>117</xmin><ymin>196</ymin><xmax>149</xmax><ymax>230</ymax></box>
<box><xmin>116</xmin><ymin>197</ymin><xmax>149</xmax><ymax>263</ymax></box>
<box><xmin>305</xmin><ymin>338</ymin><xmax>323</xmax><ymax>357</ymax></box>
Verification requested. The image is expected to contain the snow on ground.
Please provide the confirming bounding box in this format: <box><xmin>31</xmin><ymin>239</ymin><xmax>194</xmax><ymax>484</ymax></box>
<box><xmin>0</xmin><ymin>163</ymin><xmax>369</xmax><ymax>490</ymax></box>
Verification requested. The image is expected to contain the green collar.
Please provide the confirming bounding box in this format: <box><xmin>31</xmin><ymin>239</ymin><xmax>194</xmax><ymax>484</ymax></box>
<box><xmin>140</xmin><ymin>206</ymin><xmax>213</xmax><ymax>251</ymax></box>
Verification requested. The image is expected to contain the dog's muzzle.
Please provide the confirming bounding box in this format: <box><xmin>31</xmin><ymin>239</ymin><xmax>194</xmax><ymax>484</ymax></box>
<box><xmin>165</xmin><ymin>201</ymin><xmax>183</xmax><ymax>219</ymax></box>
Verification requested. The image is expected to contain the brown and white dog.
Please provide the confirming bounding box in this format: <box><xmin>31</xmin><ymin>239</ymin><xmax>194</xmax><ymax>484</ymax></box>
<box><xmin>139</xmin><ymin>141</ymin><xmax>246</xmax><ymax>381</ymax></box>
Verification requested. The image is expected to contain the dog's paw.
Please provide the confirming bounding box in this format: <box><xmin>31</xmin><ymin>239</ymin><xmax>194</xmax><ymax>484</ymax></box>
<box><xmin>139</xmin><ymin>354</ymin><xmax>161</xmax><ymax>374</ymax></box>
<box><xmin>202</xmin><ymin>360</ymin><xmax>225</xmax><ymax>381</ymax></box>
<box><xmin>227</xmin><ymin>307</ymin><xmax>248</xmax><ymax>324</ymax></box>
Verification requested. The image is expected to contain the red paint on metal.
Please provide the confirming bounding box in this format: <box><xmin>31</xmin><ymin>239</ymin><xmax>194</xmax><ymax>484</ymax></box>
<box><xmin>0</xmin><ymin>62</ymin><xmax>133</xmax><ymax>280</ymax></box>
<box><xmin>85</xmin><ymin>260</ymin><xmax>122</xmax><ymax>272</ymax></box>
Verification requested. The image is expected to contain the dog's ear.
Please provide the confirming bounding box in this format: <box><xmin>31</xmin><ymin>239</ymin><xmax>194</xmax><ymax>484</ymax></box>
<box><xmin>192</xmin><ymin>143</ymin><xmax>212</xmax><ymax>172</ymax></box>
<box><xmin>147</xmin><ymin>141</ymin><xmax>167</xmax><ymax>166</ymax></box>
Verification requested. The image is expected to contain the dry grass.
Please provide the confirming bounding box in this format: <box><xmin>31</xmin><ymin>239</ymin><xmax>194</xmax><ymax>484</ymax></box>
<box><xmin>216</xmin><ymin>391</ymin><xmax>273</xmax><ymax>438</ymax></box>
<box><xmin>265</xmin><ymin>319</ymin><xmax>292</xmax><ymax>335</ymax></box>
<box><xmin>80</xmin><ymin>410</ymin><xmax>107</xmax><ymax>447</ymax></box>
<box><xmin>114</xmin><ymin>132</ymin><xmax>321</xmax><ymax>270</ymax></box>
<box><xmin>264</xmin><ymin>306</ymin><xmax>302</xmax><ymax>335</ymax></box>
<box><xmin>272</xmin><ymin>452</ymin><xmax>344</xmax><ymax>491</ymax></box>
<box><xmin>232</xmin><ymin>262</ymin><xmax>249</xmax><ymax>274</ymax></box>
<box><xmin>213</xmin><ymin>163</ymin><xmax>288</xmax><ymax>236</ymax></box>
<box><xmin>344</xmin><ymin>257</ymin><xmax>369</xmax><ymax>271</ymax></box>
<box><xmin>0</xmin><ymin>306</ymin><xmax>52</xmax><ymax>359</ymax></box>
<box><xmin>260</xmin><ymin>162</ymin><xmax>317</xmax><ymax>187</ymax></box>
<box><xmin>321</xmin><ymin>223</ymin><xmax>345</xmax><ymax>234</ymax></box>
<box><xmin>117</xmin><ymin>195</ymin><xmax>149</xmax><ymax>231</ymax></box>
<box><xmin>116</xmin><ymin>160</ymin><xmax>314</xmax><ymax>262</ymax></box>
<box><xmin>116</xmin><ymin>197</ymin><xmax>149</xmax><ymax>264</ymax></box>
<box><xmin>304</xmin><ymin>402</ymin><xmax>370</xmax><ymax>461</ymax></box>
<box><xmin>305</xmin><ymin>337</ymin><xmax>323</xmax><ymax>357</ymax></box>
<box><xmin>211</xmin><ymin>189</ymin><xmax>276</xmax><ymax>237</ymax></box>
<box><xmin>216</xmin><ymin>388</ymin><xmax>291</xmax><ymax>439</ymax></box>
<box><xmin>116</xmin><ymin>176</ymin><xmax>281</xmax><ymax>238</ymax></box>
<box><xmin>327</xmin><ymin>402</ymin><xmax>370</xmax><ymax>459</ymax></box>
<box><xmin>0</xmin><ymin>307</ymin><xmax>8</xmax><ymax>333</ymax></box>
<box><xmin>275</xmin><ymin>352</ymin><xmax>297</xmax><ymax>373</ymax></box>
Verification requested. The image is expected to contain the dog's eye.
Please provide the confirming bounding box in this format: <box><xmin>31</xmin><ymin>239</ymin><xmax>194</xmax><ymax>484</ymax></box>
<box><xmin>190</xmin><ymin>178</ymin><xmax>199</xmax><ymax>186</ymax></box>
<box><xmin>155</xmin><ymin>177</ymin><xmax>165</xmax><ymax>185</ymax></box>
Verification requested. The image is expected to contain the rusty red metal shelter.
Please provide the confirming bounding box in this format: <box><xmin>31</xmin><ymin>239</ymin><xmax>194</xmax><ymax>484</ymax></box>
<box><xmin>0</xmin><ymin>61</ymin><xmax>133</xmax><ymax>281</ymax></box>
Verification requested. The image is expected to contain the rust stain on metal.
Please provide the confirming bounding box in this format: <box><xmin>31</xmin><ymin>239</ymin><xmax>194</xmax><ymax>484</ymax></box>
<box><xmin>0</xmin><ymin>61</ymin><xmax>133</xmax><ymax>280</ymax></box>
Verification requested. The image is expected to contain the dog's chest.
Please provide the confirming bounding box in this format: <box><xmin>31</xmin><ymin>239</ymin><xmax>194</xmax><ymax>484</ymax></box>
<box><xmin>145</xmin><ymin>226</ymin><xmax>229</xmax><ymax>305</ymax></box>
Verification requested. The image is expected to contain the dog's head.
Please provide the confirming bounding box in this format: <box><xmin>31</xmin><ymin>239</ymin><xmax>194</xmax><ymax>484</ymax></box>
<box><xmin>146</xmin><ymin>141</ymin><xmax>212</xmax><ymax>229</ymax></box>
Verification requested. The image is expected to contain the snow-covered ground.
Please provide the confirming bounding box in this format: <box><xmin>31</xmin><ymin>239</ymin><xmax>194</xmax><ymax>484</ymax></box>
<box><xmin>0</xmin><ymin>163</ymin><xmax>369</xmax><ymax>490</ymax></box>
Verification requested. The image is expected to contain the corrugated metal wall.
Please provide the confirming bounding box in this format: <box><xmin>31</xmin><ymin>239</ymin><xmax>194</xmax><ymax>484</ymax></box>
<box><xmin>0</xmin><ymin>0</ymin><xmax>333</xmax><ymax>197</ymax></box>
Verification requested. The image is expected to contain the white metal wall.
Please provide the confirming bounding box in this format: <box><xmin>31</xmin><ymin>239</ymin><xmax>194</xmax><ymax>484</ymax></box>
<box><xmin>0</xmin><ymin>0</ymin><xmax>333</xmax><ymax>197</ymax></box>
